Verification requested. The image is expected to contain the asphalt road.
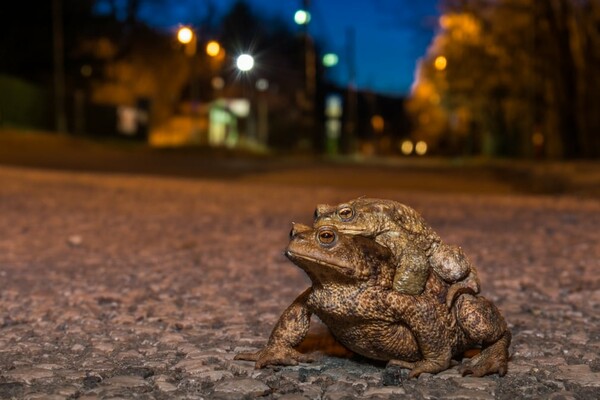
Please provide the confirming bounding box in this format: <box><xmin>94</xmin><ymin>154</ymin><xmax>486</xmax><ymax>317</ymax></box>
<box><xmin>1</xmin><ymin>130</ymin><xmax>600</xmax><ymax>197</ymax></box>
<box><xmin>0</xmin><ymin>164</ymin><xmax>598</xmax><ymax>399</ymax></box>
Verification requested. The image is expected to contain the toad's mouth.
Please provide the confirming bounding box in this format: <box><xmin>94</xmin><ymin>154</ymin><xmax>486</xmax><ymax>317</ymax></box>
<box><xmin>313</xmin><ymin>221</ymin><xmax>367</xmax><ymax>235</ymax></box>
<box><xmin>314</xmin><ymin>225</ymin><xmax>368</xmax><ymax>236</ymax></box>
<box><xmin>285</xmin><ymin>250</ymin><xmax>353</xmax><ymax>274</ymax></box>
<box><xmin>336</xmin><ymin>227</ymin><xmax>367</xmax><ymax>235</ymax></box>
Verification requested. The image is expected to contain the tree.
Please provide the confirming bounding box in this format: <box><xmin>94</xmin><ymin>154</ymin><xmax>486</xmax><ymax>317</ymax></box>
<box><xmin>407</xmin><ymin>0</ymin><xmax>600</xmax><ymax>158</ymax></box>
<box><xmin>86</xmin><ymin>25</ymin><xmax>190</xmax><ymax>125</ymax></box>
<box><xmin>0</xmin><ymin>0</ymin><xmax>97</xmax><ymax>83</ymax></box>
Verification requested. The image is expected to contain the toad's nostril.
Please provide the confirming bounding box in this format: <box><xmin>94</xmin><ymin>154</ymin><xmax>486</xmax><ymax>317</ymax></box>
<box><xmin>289</xmin><ymin>223</ymin><xmax>297</xmax><ymax>240</ymax></box>
<box><xmin>313</xmin><ymin>208</ymin><xmax>320</xmax><ymax>220</ymax></box>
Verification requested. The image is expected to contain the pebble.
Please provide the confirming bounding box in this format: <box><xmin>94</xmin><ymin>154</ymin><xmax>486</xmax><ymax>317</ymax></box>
<box><xmin>197</xmin><ymin>370</ymin><xmax>235</xmax><ymax>382</ymax></box>
<box><xmin>25</xmin><ymin>394</ymin><xmax>66</xmax><ymax>400</ymax></box>
<box><xmin>363</xmin><ymin>386</ymin><xmax>406</xmax><ymax>397</ymax></box>
<box><xmin>213</xmin><ymin>378</ymin><xmax>271</xmax><ymax>397</ymax></box>
<box><xmin>173</xmin><ymin>359</ymin><xmax>211</xmax><ymax>374</ymax></box>
<box><xmin>3</xmin><ymin>368</ymin><xmax>54</xmax><ymax>383</ymax></box>
<box><xmin>440</xmin><ymin>388</ymin><xmax>495</xmax><ymax>400</ymax></box>
<box><xmin>67</xmin><ymin>235</ymin><xmax>83</xmax><ymax>247</ymax></box>
<box><xmin>153</xmin><ymin>375</ymin><xmax>178</xmax><ymax>392</ymax></box>
<box><xmin>558</xmin><ymin>364</ymin><xmax>600</xmax><ymax>387</ymax></box>
<box><xmin>454</xmin><ymin>376</ymin><xmax>497</xmax><ymax>392</ymax></box>
<box><xmin>276</xmin><ymin>394</ymin><xmax>310</xmax><ymax>400</ymax></box>
<box><xmin>102</xmin><ymin>375</ymin><xmax>148</xmax><ymax>388</ymax></box>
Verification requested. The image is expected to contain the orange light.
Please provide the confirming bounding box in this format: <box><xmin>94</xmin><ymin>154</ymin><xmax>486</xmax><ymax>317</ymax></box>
<box><xmin>415</xmin><ymin>141</ymin><xmax>428</xmax><ymax>155</ymax></box>
<box><xmin>401</xmin><ymin>140</ymin><xmax>414</xmax><ymax>155</ymax></box>
<box><xmin>206</xmin><ymin>41</ymin><xmax>221</xmax><ymax>57</ymax></box>
<box><xmin>371</xmin><ymin>115</ymin><xmax>384</xmax><ymax>133</ymax></box>
<box><xmin>177</xmin><ymin>27</ymin><xmax>194</xmax><ymax>44</ymax></box>
<box><xmin>434</xmin><ymin>56</ymin><xmax>447</xmax><ymax>71</ymax></box>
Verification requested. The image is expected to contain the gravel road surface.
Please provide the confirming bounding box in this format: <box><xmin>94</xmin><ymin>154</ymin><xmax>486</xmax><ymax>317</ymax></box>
<box><xmin>0</xmin><ymin>165</ymin><xmax>599</xmax><ymax>399</ymax></box>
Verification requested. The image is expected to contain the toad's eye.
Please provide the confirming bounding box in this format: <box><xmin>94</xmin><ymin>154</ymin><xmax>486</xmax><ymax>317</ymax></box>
<box><xmin>338</xmin><ymin>207</ymin><xmax>354</xmax><ymax>221</ymax></box>
<box><xmin>318</xmin><ymin>229</ymin><xmax>336</xmax><ymax>245</ymax></box>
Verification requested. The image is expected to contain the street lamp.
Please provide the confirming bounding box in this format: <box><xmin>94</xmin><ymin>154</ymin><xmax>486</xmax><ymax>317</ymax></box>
<box><xmin>177</xmin><ymin>26</ymin><xmax>197</xmax><ymax>56</ymax></box>
<box><xmin>415</xmin><ymin>140</ymin><xmax>428</xmax><ymax>156</ymax></box>
<box><xmin>234</xmin><ymin>53</ymin><xmax>256</xmax><ymax>145</ymax></box>
<box><xmin>177</xmin><ymin>25</ymin><xmax>200</xmax><ymax>141</ymax></box>
<box><xmin>434</xmin><ymin>55</ymin><xmax>447</xmax><ymax>71</ymax></box>
<box><xmin>294</xmin><ymin>2</ymin><xmax>316</xmax><ymax>150</ymax></box>
<box><xmin>236</xmin><ymin>54</ymin><xmax>254</xmax><ymax>72</ymax></box>
<box><xmin>322</xmin><ymin>53</ymin><xmax>339</xmax><ymax>68</ymax></box>
<box><xmin>177</xmin><ymin>27</ymin><xmax>194</xmax><ymax>44</ymax></box>
<box><xmin>294</xmin><ymin>9</ymin><xmax>311</xmax><ymax>25</ymax></box>
<box><xmin>206</xmin><ymin>40</ymin><xmax>221</xmax><ymax>57</ymax></box>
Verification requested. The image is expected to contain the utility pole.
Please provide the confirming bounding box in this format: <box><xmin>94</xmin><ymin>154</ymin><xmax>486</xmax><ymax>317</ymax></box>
<box><xmin>52</xmin><ymin>0</ymin><xmax>67</xmax><ymax>133</ymax></box>
<box><xmin>344</xmin><ymin>27</ymin><xmax>357</xmax><ymax>154</ymax></box>
<box><xmin>297</xmin><ymin>0</ymin><xmax>316</xmax><ymax>150</ymax></box>
<box><xmin>303</xmin><ymin>0</ymin><xmax>316</xmax><ymax>113</ymax></box>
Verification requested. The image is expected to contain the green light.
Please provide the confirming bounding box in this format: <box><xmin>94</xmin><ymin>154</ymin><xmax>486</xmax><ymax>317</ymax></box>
<box><xmin>322</xmin><ymin>53</ymin><xmax>339</xmax><ymax>67</ymax></box>
<box><xmin>294</xmin><ymin>10</ymin><xmax>311</xmax><ymax>25</ymax></box>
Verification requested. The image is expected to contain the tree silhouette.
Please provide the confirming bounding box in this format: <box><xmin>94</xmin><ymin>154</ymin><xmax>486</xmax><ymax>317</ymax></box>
<box><xmin>408</xmin><ymin>0</ymin><xmax>600</xmax><ymax>158</ymax></box>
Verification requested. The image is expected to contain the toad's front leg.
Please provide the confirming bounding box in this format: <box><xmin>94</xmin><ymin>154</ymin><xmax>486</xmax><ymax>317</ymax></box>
<box><xmin>235</xmin><ymin>288</ymin><xmax>315</xmax><ymax>368</ymax></box>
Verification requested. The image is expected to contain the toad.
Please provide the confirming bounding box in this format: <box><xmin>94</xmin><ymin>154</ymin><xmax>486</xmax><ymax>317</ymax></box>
<box><xmin>235</xmin><ymin>224</ymin><xmax>510</xmax><ymax>377</ymax></box>
<box><xmin>314</xmin><ymin>198</ymin><xmax>480</xmax><ymax>307</ymax></box>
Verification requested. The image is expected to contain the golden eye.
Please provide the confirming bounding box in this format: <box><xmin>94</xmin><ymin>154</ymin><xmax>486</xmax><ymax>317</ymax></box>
<box><xmin>338</xmin><ymin>207</ymin><xmax>354</xmax><ymax>221</ymax></box>
<box><xmin>318</xmin><ymin>229</ymin><xmax>336</xmax><ymax>245</ymax></box>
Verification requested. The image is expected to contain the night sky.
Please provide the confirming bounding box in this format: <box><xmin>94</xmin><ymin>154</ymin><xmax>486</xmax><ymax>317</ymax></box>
<box><xmin>135</xmin><ymin>0</ymin><xmax>440</xmax><ymax>96</ymax></box>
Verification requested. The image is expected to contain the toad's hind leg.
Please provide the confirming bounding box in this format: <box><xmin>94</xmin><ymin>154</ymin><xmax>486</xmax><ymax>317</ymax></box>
<box><xmin>455</xmin><ymin>294</ymin><xmax>511</xmax><ymax>377</ymax></box>
<box><xmin>460</xmin><ymin>330</ymin><xmax>511</xmax><ymax>377</ymax></box>
<box><xmin>387</xmin><ymin>349</ymin><xmax>453</xmax><ymax>378</ymax></box>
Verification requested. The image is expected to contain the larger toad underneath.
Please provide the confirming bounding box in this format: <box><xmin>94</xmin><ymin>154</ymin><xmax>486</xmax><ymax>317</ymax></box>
<box><xmin>235</xmin><ymin>224</ymin><xmax>511</xmax><ymax>377</ymax></box>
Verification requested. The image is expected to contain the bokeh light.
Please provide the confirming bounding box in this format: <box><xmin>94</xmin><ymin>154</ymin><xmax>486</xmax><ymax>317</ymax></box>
<box><xmin>401</xmin><ymin>140</ymin><xmax>414</xmax><ymax>155</ymax></box>
<box><xmin>206</xmin><ymin>41</ymin><xmax>221</xmax><ymax>57</ymax></box>
<box><xmin>294</xmin><ymin>10</ymin><xmax>311</xmax><ymax>25</ymax></box>
<box><xmin>255</xmin><ymin>78</ymin><xmax>269</xmax><ymax>91</ymax></box>
<box><xmin>415</xmin><ymin>141</ymin><xmax>428</xmax><ymax>155</ymax></box>
<box><xmin>177</xmin><ymin>27</ymin><xmax>194</xmax><ymax>44</ymax></box>
<box><xmin>371</xmin><ymin>115</ymin><xmax>384</xmax><ymax>133</ymax></box>
<box><xmin>322</xmin><ymin>53</ymin><xmax>339</xmax><ymax>67</ymax></box>
<box><xmin>236</xmin><ymin>54</ymin><xmax>254</xmax><ymax>72</ymax></box>
<box><xmin>211</xmin><ymin>76</ymin><xmax>225</xmax><ymax>90</ymax></box>
<box><xmin>434</xmin><ymin>55</ymin><xmax>447</xmax><ymax>71</ymax></box>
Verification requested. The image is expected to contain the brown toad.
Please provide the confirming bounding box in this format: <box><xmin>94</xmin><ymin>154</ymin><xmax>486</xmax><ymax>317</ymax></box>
<box><xmin>235</xmin><ymin>224</ymin><xmax>511</xmax><ymax>377</ymax></box>
<box><xmin>314</xmin><ymin>197</ymin><xmax>480</xmax><ymax>307</ymax></box>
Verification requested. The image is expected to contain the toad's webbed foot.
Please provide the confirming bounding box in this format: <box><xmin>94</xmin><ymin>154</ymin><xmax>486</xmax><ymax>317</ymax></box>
<box><xmin>235</xmin><ymin>345</ymin><xmax>316</xmax><ymax>369</ymax></box>
<box><xmin>387</xmin><ymin>356</ymin><xmax>452</xmax><ymax>378</ymax></box>
<box><xmin>386</xmin><ymin>359</ymin><xmax>415</xmax><ymax>370</ymax></box>
<box><xmin>460</xmin><ymin>330</ymin><xmax>511</xmax><ymax>377</ymax></box>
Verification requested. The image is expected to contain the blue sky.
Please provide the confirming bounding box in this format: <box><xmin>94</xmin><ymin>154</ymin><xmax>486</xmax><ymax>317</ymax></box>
<box><xmin>136</xmin><ymin>0</ymin><xmax>440</xmax><ymax>96</ymax></box>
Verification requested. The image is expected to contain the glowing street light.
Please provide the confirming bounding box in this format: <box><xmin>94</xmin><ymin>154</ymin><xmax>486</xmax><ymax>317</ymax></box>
<box><xmin>236</xmin><ymin>54</ymin><xmax>254</xmax><ymax>72</ymax></box>
<box><xmin>415</xmin><ymin>140</ymin><xmax>428</xmax><ymax>155</ymax></box>
<box><xmin>206</xmin><ymin>40</ymin><xmax>221</xmax><ymax>57</ymax></box>
<box><xmin>371</xmin><ymin>115</ymin><xmax>384</xmax><ymax>133</ymax></box>
<box><xmin>434</xmin><ymin>55</ymin><xmax>447</xmax><ymax>71</ymax></box>
<box><xmin>322</xmin><ymin>53</ymin><xmax>339</xmax><ymax>67</ymax></box>
<box><xmin>294</xmin><ymin>10</ymin><xmax>311</xmax><ymax>25</ymax></box>
<box><xmin>176</xmin><ymin>25</ymin><xmax>200</xmax><ymax>140</ymax></box>
<box><xmin>177</xmin><ymin>26</ymin><xmax>194</xmax><ymax>44</ymax></box>
<box><xmin>401</xmin><ymin>140</ymin><xmax>414</xmax><ymax>155</ymax></box>
<box><xmin>177</xmin><ymin>26</ymin><xmax>197</xmax><ymax>57</ymax></box>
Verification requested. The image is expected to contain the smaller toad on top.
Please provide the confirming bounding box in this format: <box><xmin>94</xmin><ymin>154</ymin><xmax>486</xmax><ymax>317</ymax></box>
<box><xmin>314</xmin><ymin>197</ymin><xmax>480</xmax><ymax>307</ymax></box>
